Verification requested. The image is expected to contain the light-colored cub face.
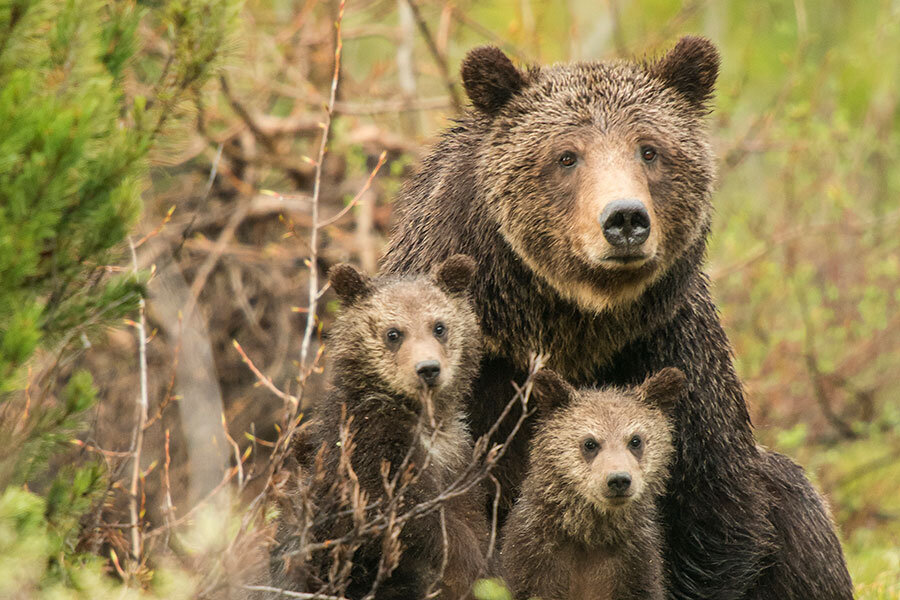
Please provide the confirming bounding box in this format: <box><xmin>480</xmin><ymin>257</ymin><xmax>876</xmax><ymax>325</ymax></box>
<box><xmin>359</xmin><ymin>281</ymin><xmax>478</xmax><ymax>399</ymax></box>
<box><xmin>542</xmin><ymin>392</ymin><xmax>673</xmax><ymax>511</ymax></box>
<box><xmin>529</xmin><ymin>367</ymin><xmax>684</xmax><ymax>513</ymax></box>
<box><xmin>327</xmin><ymin>255</ymin><xmax>481</xmax><ymax>402</ymax></box>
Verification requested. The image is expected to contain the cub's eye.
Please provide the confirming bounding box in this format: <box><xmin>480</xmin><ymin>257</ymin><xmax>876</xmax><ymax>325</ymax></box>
<box><xmin>385</xmin><ymin>328</ymin><xmax>403</xmax><ymax>345</ymax></box>
<box><xmin>558</xmin><ymin>151</ymin><xmax>578</xmax><ymax>168</ymax></box>
<box><xmin>582</xmin><ymin>438</ymin><xmax>599</xmax><ymax>453</ymax></box>
<box><xmin>640</xmin><ymin>146</ymin><xmax>657</xmax><ymax>163</ymax></box>
<box><xmin>433</xmin><ymin>322</ymin><xmax>447</xmax><ymax>339</ymax></box>
<box><xmin>629</xmin><ymin>435</ymin><xmax>643</xmax><ymax>450</ymax></box>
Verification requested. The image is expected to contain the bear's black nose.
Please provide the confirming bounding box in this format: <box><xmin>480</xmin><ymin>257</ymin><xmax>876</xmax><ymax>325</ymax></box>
<box><xmin>606</xmin><ymin>471</ymin><xmax>632</xmax><ymax>495</ymax></box>
<box><xmin>416</xmin><ymin>360</ymin><xmax>441</xmax><ymax>386</ymax></box>
<box><xmin>600</xmin><ymin>199</ymin><xmax>651</xmax><ymax>248</ymax></box>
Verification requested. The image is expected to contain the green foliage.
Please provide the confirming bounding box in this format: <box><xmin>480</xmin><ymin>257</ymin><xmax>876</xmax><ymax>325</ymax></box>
<box><xmin>473</xmin><ymin>578</ymin><xmax>514</xmax><ymax>600</ymax></box>
<box><xmin>0</xmin><ymin>0</ymin><xmax>240</xmax><ymax>595</ymax></box>
<box><xmin>0</xmin><ymin>484</ymin><xmax>196</xmax><ymax>598</ymax></box>
<box><xmin>0</xmin><ymin>0</ymin><xmax>146</xmax><ymax>394</ymax></box>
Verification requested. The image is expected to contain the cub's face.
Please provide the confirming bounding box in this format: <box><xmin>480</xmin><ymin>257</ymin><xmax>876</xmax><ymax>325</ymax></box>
<box><xmin>542</xmin><ymin>392</ymin><xmax>673</xmax><ymax>511</ymax></box>
<box><xmin>529</xmin><ymin>368</ymin><xmax>683</xmax><ymax>512</ymax></box>
<box><xmin>355</xmin><ymin>280</ymin><xmax>478</xmax><ymax>398</ymax></box>
<box><xmin>328</xmin><ymin>255</ymin><xmax>481</xmax><ymax>402</ymax></box>
<box><xmin>462</xmin><ymin>39</ymin><xmax>719</xmax><ymax>313</ymax></box>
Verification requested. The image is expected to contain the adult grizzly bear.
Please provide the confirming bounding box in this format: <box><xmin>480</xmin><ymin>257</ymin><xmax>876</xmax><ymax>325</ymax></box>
<box><xmin>381</xmin><ymin>37</ymin><xmax>852</xmax><ymax>599</ymax></box>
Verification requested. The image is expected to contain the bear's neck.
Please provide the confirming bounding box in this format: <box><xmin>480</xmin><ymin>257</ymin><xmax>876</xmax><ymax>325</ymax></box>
<box><xmin>475</xmin><ymin>228</ymin><xmax>707</xmax><ymax>380</ymax></box>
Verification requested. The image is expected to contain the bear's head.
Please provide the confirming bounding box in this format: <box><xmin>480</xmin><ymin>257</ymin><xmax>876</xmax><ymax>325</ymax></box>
<box><xmin>462</xmin><ymin>37</ymin><xmax>719</xmax><ymax>312</ymax></box>
<box><xmin>528</xmin><ymin>367</ymin><xmax>684</xmax><ymax>514</ymax></box>
<box><xmin>327</xmin><ymin>255</ymin><xmax>481</xmax><ymax>405</ymax></box>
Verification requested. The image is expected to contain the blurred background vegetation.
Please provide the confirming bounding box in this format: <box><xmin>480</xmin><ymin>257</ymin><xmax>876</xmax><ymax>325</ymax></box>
<box><xmin>0</xmin><ymin>0</ymin><xmax>897</xmax><ymax>597</ymax></box>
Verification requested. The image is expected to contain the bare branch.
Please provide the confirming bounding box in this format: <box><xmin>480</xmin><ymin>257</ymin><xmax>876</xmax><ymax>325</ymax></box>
<box><xmin>403</xmin><ymin>0</ymin><xmax>461</xmax><ymax>111</ymax></box>
<box><xmin>242</xmin><ymin>585</ymin><xmax>349</xmax><ymax>599</ymax></box>
<box><xmin>300</xmin><ymin>0</ymin><xmax>346</xmax><ymax>372</ymax></box>
<box><xmin>127</xmin><ymin>237</ymin><xmax>149</xmax><ymax>562</ymax></box>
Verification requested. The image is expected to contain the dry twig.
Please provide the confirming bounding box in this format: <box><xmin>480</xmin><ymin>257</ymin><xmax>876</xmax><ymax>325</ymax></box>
<box><xmin>127</xmin><ymin>237</ymin><xmax>150</xmax><ymax>562</ymax></box>
<box><xmin>300</xmin><ymin>0</ymin><xmax>346</xmax><ymax>373</ymax></box>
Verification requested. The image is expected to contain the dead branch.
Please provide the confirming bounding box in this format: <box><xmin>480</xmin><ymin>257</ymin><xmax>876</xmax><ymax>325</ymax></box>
<box><xmin>403</xmin><ymin>0</ymin><xmax>461</xmax><ymax>112</ymax></box>
<box><xmin>300</xmin><ymin>0</ymin><xmax>346</xmax><ymax>373</ymax></box>
<box><xmin>127</xmin><ymin>237</ymin><xmax>150</xmax><ymax>562</ymax></box>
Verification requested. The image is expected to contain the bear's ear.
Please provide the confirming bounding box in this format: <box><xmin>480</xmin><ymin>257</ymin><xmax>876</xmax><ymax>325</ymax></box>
<box><xmin>530</xmin><ymin>369</ymin><xmax>577</xmax><ymax>416</ymax></box>
<box><xmin>329</xmin><ymin>263</ymin><xmax>373</xmax><ymax>306</ymax></box>
<box><xmin>433</xmin><ymin>254</ymin><xmax>476</xmax><ymax>295</ymax></box>
<box><xmin>461</xmin><ymin>46</ymin><xmax>526</xmax><ymax>115</ymax></box>
<box><xmin>649</xmin><ymin>36</ymin><xmax>719</xmax><ymax>109</ymax></box>
<box><xmin>640</xmin><ymin>367</ymin><xmax>687</xmax><ymax>414</ymax></box>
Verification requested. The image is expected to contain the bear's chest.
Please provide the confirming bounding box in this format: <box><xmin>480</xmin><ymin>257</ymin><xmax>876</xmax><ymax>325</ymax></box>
<box><xmin>562</xmin><ymin>544</ymin><xmax>621</xmax><ymax>600</ymax></box>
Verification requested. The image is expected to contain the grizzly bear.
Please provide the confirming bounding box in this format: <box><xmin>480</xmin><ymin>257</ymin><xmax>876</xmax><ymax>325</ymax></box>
<box><xmin>501</xmin><ymin>368</ymin><xmax>684</xmax><ymax>600</ymax></box>
<box><xmin>270</xmin><ymin>255</ymin><xmax>489</xmax><ymax>600</ymax></box>
<box><xmin>381</xmin><ymin>37</ymin><xmax>853</xmax><ymax>599</ymax></box>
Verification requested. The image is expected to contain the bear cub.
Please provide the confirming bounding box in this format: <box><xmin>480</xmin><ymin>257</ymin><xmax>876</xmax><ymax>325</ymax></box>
<box><xmin>270</xmin><ymin>255</ymin><xmax>488</xmax><ymax>600</ymax></box>
<box><xmin>500</xmin><ymin>368</ymin><xmax>685</xmax><ymax>600</ymax></box>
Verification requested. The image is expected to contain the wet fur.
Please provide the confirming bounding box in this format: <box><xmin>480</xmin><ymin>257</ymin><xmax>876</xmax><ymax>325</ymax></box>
<box><xmin>381</xmin><ymin>38</ymin><xmax>852</xmax><ymax>599</ymax></box>
<box><xmin>270</xmin><ymin>259</ymin><xmax>488</xmax><ymax>599</ymax></box>
<box><xmin>502</xmin><ymin>373</ymin><xmax>677</xmax><ymax>600</ymax></box>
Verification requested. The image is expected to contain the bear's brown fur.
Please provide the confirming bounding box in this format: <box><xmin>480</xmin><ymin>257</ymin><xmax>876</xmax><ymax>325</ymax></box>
<box><xmin>270</xmin><ymin>255</ymin><xmax>488</xmax><ymax>600</ymax></box>
<box><xmin>501</xmin><ymin>368</ymin><xmax>684</xmax><ymax>600</ymax></box>
<box><xmin>382</xmin><ymin>37</ymin><xmax>852</xmax><ymax>599</ymax></box>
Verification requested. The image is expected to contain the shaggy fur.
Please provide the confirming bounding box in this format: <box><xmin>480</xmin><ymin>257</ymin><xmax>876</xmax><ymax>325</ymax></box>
<box><xmin>270</xmin><ymin>255</ymin><xmax>488</xmax><ymax>600</ymax></box>
<box><xmin>381</xmin><ymin>37</ymin><xmax>852</xmax><ymax>599</ymax></box>
<box><xmin>502</xmin><ymin>369</ymin><xmax>683</xmax><ymax>600</ymax></box>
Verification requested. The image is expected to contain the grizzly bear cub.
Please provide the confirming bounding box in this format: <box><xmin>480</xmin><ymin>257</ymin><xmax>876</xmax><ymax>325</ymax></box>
<box><xmin>270</xmin><ymin>255</ymin><xmax>488</xmax><ymax>600</ymax></box>
<box><xmin>500</xmin><ymin>368</ymin><xmax>685</xmax><ymax>600</ymax></box>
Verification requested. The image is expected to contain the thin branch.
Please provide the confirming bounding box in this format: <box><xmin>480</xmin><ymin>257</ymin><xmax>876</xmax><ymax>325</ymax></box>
<box><xmin>174</xmin><ymin>141</ymin><xmax>224</xmax><ymax>258</ymax></box>
<box><xmin>220</xmin><ymin>75</ymin><xmax>277</xmax><ymax>152</ymax></box>
<box><xmin>300</xmin><ymin>0</ymin><xmax>345</xmax><ymax>371</ymax></box>
<box><xmin>403</xmin><ymin>0</ymin><xmax>461</xmax><ymax>111</ymax></box>
<box><xmin>486</xmin><ymin>474</ymin><xmax>502</xmax><ymax>563</ymax></box>
<box><xmin>242</xmin><ymin>585</ymin><xmax>349</xmax><ymax>599</ymax></box>
<box><xmin>127</xmin><ymin>237</ymin><xmax>149</xmax><ymax>562</ymax></box>
<box><xmin>317</xmin><ymin>151</ymin><xmax>387</xmax><ymax>229</ymax></box>
<box><xmin>233</xmin><ymin>340</ymin><xmax>300</xmax><ymax>407</ymax></box>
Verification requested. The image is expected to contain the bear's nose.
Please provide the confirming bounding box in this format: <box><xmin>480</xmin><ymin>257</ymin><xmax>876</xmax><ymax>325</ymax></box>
<box><xmin>415</xmin><ymin>360</ymin><xmax>441</xmax><ymax>387</ymax></box>
<box><xmin>606</xmin><ymin>471</ymin><xmax>632</xmax><ymax>495</ymax></box>
<box><xmin>600</xmin><ymin>199</ymin><xmax>651</xmax><ymax>248</ymax></box>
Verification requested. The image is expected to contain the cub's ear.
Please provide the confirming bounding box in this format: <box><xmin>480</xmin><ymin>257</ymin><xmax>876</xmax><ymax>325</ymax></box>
<box><xmin>461</xmin><ymin>45</ymin><xmax>526</xmax><ymax>115</ymax></box>
<box><xmin>328</xmin><ymin>263</ymin><xmax>373</xmax><ymax>306</ymax></box>
<box><xmin>649</xmin><ymin>36</ymin><xmax>719</xmax><ymax>109</ymax></box>
<box><xmin>640</xmin><ymin>367</ymin><xmax>687</xmax><ymax>414</ymax></box>
<box><xmin>434</xmin><ymin>254</ymin><xmax>476</xmax><ymax>295</ymax></box>
<box><xmin>530</xmin><ymin>369</ymin><xmax>577</xmax><ymax>416</ymax></box>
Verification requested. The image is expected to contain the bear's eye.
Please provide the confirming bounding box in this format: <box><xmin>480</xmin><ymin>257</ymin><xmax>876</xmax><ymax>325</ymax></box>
<box><xmin>640</xmin><ymin>146</ymin><xmax>657</xmax><ymax>163</ymax></box>
<box><xmin>628</xmin><ymin>435</ymin><xmax>643</xmax><ymax>450</ymax></box>
<box><xmin>558</xmin><ymin>151</ymin><xmax>578</xmax><ymax>168</ymax></box>
<box><xmin>385</xmin><ymin>328</ymin><xmax>403</xmax><ymax>346</ymax></box>
<box><xmin>433</xmin><ymin>322</ymin><xmax>447</xmax><ymax>340</ymax></box>
<box><xmin>582</xmin><ymin>438</ymin><xmax>600</xmax><ymax>456</ymax></box>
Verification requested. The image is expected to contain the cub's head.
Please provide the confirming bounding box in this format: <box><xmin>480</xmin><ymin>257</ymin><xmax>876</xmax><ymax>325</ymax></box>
<box><xmin>461</xmin><ymin>37</ymin><xmax>719</xmax><ymax>312</ymax></box>
<box><xmin>327</xmin><ymin>255</ymin><xmax>481</xmax><ymax>402</ymax></box>
<box><xmin>529</xmin><ymin>368</ymin><xmax>684</xmax><ymax>512</ymax></box>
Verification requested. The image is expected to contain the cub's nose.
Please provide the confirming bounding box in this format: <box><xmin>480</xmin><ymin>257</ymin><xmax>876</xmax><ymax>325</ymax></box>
<box><xmin>415</xmin><ymin>360</ymin><xmax>441</xmax><ymax>387</ymax></box>
<box><xmin>606</xmin><ymin>471</ymin><xmax>632</xmax><ymax>495</ymax></box>
<box><xmin>600</xmin><ymin>199</ymin><xmax>651</xmax><ymax>248</ymax></box>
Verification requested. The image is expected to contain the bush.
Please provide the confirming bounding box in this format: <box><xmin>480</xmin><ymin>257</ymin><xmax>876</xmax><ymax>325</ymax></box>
<box><xmin>0</xmin><ymin>0</ymin><xmax>238</xmax><ymax>595</ymax></box>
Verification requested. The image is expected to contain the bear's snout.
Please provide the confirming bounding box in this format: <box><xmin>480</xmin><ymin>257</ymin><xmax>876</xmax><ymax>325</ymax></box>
<box><xmin>600</xmin><ymin>199</ymin><xmax>651</xmax><ymax>251</ymax></box>
<box><xmin>606</xmin><ymin>471</ymin><xmax>632</xmax><ymax>496</ymax></box>
<box><xmin>415</xmin><ymin>359</ymin><xmax>441</xmax><ymax>387</ymax></box>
